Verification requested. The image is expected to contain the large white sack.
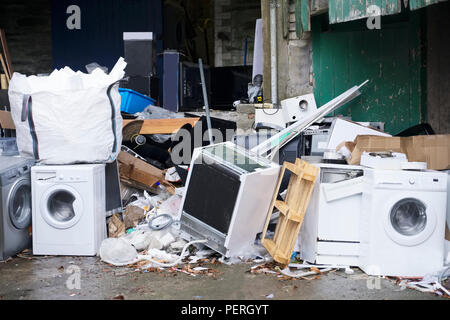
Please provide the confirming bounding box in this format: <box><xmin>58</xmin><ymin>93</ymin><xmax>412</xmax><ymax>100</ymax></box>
<box><xmin>8</xmin><ymin>58</ymin><xmax>126</xmax><ymax>164</ymax></box>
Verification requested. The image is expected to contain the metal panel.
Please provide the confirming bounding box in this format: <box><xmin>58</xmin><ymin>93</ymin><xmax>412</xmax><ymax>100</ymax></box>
<box><xmin>295</xmin><ymin>0</ymin><xmax>312</xmax><ymax>37</ymax></box>
<box><xmin>409</xmin><ymin>0</ymin><xmax>447</xmax><ymax>10</ymax></box>
<box><xmin>328</xmin><ymin>0</ymin><xmax>402</xmax><ymax>24</ymax></box>
<box><xmin>312</xmin><ymin>11</ymin><xmax>424</xmax><ymax>134</ymax></box>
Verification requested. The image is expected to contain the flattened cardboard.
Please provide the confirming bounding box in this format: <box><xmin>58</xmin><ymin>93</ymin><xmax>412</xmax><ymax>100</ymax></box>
<box><xmin>403</xmin><ymin>135</ymin><xmax>450</xmax><ymax>171</ymax></box>
<box><xmin>346</xmin><ymin>135</ymin><xmax>403</xmax><ymax>165</ymax></box>
<box><xmin>0</xmin><ymin>110</ymin><xmax>15</xmax><ymax>129</ymax></box>
<box><xmin>342</xmin><ymin>135</ymin><xmax>450</xmax><ymax>170</ymax></box>
<box><xmin>446</xmin><ymin>224</ymin><xmax>450</xmax><ymax>242</ymax></box>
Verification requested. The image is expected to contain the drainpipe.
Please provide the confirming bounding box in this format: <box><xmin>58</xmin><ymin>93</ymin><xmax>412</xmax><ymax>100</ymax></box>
<box><xmin>270</xmin><ymin>0</ymin><xmax>278</xmax><ymax>107</ymax></box>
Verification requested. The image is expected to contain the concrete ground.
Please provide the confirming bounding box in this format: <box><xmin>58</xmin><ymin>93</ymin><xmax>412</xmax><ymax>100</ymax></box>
<box><xmin>0</xmin><ymin>255</ymin><xmax>445</xmax><ymax>300</ymax></box>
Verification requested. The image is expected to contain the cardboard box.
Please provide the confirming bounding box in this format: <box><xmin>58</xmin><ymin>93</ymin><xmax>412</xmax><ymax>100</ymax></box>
<box><xmin>446</xmin><ymin>224</ymin><xmax>450</xmax><ymax>242</ymax></box>
<box><xmin>340</xmin><ymin>135</ymin><xmax>450</xmax><ymax>170</ymax></box>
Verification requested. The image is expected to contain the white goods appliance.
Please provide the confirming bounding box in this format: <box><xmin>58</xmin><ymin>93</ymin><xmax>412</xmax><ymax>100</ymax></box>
<box><xmin>0</xmin><ymin>156</ymin><xmax>35</xmax><ymax>261</ymax></box>
<box><xmin>255</xmin><ymin>94</ymin><xmax>318</xmax><ymax>130</ymax></box>
<box><xmin>296</xmin><ymin>163</ymin><xmax>365</xmax><ymax>266</ymax></box>
<box><xmin>360</xmin><ymin>169</ymin><xmax>448</xmax><ymax>277</ymax></box>
<box><xmin>179</xmin><ymin>142</ymin><xmax>280</xmax><ymax>257</ymax></box>
<box><xmin>32</xmin><ymin>164</ymin><xmax>106</xmax><ymax>256</ymax></box>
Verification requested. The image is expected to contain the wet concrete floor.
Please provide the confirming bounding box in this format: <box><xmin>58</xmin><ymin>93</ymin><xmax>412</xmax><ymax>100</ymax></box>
<box><xmin>0</xmin><ymin>255</ymin><xmax>445</xmax><ymax>300</ymax></box>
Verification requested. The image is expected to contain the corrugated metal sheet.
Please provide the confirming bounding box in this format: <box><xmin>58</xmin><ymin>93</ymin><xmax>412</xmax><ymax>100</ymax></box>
<box><xmin>329</xmin><ymin>0</ymin><xmax>402</xmax><ymax>24</ymax></box>
<box><xmin>409</xmin><ymin>0</ymin><xmax>447</xmax><ymax>10</ymax></box>
<box><xmin>327</xmin><ymin>0</ymin><xmax>448</xmax><ymax>24</ymax></box>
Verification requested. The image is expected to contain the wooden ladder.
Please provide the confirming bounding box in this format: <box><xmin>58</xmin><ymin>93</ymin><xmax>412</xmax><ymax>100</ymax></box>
<box><xmin>261</xmin><ymin>159</ymin><xmax>319</xmax><ymax>266</ymax></box>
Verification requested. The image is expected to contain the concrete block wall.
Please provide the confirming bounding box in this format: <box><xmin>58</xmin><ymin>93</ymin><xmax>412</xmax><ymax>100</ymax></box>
<box><xmin>0</xmin><ymin>0</ymin><xmax>52</xmax><ymax>76</ymax></box>
<box><xmin>214</xmin><ymin>0</ymin><xmax>261</xmax><ymax>67</ymax></box>
<box><xmin>262</xmin><ymin>0</ymin><xmax>314</xmax><ymax>104</ymax></box>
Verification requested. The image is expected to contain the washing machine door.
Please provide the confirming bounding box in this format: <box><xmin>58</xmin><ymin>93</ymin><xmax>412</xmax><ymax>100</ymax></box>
<box><xmin>41</xmin><ymin>185</ymin><xmax>84</xmax><ymax>229</ymax></box>
<box><xmin>384</xmin><ymin>197</ymin><xmax>436</xmax><ymax>247</ymax></box>
<box><xmin>8</xmin><ymin>177</ymin><xmax>32</xmax><ymax>230</ymax></box>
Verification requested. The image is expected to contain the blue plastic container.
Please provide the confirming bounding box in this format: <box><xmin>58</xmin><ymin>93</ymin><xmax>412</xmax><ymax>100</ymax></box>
<box><xmin>119</xmin><ymin>88</ymin><xmax>156</xmax><ymax>114</ymax></box>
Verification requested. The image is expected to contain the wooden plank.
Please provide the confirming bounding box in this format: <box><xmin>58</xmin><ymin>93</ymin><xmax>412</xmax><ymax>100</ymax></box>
<box><xmin>0</xmin><ymin>29</ymin><xmax>12</xmax><ymax>78</ymax></box>
<box><xmin>122</xmin><ymin>118</ymin><xmax>200</xmax><ymax>135</ymax></box>
<box><xmin>274</xmin><ymin>200</ymin><xmax>289</xmax><ymax>216</ymax></box>
<box><xmin>262</xmin><ymin>159</ymin><xmax>319</xmax><ymax>267</ymax></box>
<box><xmin>0</xmin><ymin>54</ymin><xmax>10</xmax><ymax>83</ymax></box>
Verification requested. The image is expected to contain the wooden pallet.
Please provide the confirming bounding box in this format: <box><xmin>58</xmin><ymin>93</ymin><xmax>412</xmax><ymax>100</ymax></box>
<box><xmin>261</xmin><ymin>159</ymin><xmax>319</xmax><ymax>266</ymax></box>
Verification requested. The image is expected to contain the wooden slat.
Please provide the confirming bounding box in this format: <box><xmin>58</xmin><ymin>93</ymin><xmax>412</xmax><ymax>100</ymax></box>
<box><xmin>274</xmin><ymin>200</ymin><xmax>289</xmax><ymax>216</ymax></box>
<box><xmin>122</xmin><ymin>118</ymin><xmax>200</xmax><ymax>135</ymax></box>
<box><xmin>0</xmin><ymin>29</ymin><xmax>12</xmax><ymax>78</ymax></box>
<box><xmin>0</xmin><ymin>54</ymin><xmax>10</xmax><ymax>83</ymax></box>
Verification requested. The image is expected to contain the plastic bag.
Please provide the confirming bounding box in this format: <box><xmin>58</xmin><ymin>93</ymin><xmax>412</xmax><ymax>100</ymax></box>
<box><xmin>8</xmin><ymin>58</ymin><xmax>126</xmax><ymax>164</ymax></box>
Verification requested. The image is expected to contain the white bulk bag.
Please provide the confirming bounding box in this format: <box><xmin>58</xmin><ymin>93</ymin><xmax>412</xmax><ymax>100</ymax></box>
<box><xmin>8</xmin><ymin>58</ymin><xmax>126</xmax><ymax>164</ymax></box>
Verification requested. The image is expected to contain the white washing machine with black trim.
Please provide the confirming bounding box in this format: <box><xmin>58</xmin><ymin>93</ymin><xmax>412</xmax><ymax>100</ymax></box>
<box><xmin>32</xmin><ymin>164</ymin><xmax>106</xmax><ymax>256</ymax></box>
<box><xmin>360</xmin><ymin>169</ymin><xmax>448</xmax><ymax>277</ymax></box>
<box><xmin>0</xmin><ymin>156</ymin><xmax>35</xmax><ymax>261</ymax></box>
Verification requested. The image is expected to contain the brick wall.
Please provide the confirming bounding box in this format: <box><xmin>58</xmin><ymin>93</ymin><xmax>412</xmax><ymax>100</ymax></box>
<box><xmin>0</xmin><ymin>0</ymin><xmax>52</xmax><ymax>76</ymax></box>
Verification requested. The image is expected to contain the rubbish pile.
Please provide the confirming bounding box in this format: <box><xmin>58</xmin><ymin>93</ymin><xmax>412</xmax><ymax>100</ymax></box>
<box><xmin>1</xmin><ymin>55</ymin><xmax>449</xmax><ymax>300</ymax></box>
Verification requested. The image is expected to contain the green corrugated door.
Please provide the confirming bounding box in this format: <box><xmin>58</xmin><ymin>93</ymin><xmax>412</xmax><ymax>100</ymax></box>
<box><xmin>312</xmin><ymin>11</ymin><xmax>424</xmax><ymax>134</ymax></box>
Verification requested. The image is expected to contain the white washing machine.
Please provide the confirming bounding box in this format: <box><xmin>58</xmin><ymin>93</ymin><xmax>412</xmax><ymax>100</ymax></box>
<box><xmin>0</xmin><ymin>156</ymin><xmax>35</xmax><ymax>261</ymax></box>
<box><xmin>32</xmin><ymin>164</ymin><xmax>106</xmax><ymax>256</ymax></box>
<box><xmin>360</xmin><ymin>169</ymin><xmax>448</xmax><ymax>277</ymax></box>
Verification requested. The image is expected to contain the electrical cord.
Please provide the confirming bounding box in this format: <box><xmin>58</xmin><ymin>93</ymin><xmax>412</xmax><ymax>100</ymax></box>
<box><xmin>148</xmin><ymin>214</ymin><xmax>175</xmax><ymax>231</ymax></box>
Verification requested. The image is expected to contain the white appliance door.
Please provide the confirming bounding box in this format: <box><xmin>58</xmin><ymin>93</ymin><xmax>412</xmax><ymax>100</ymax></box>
<box><xmin>40</xmin><ymin>185</ymin><xmax>84</xmax><ymax>230</ymax></box>
<box><xmin>384</xmin><ymin>197</ymin><xmax>436</xmax><ymax>247</ymax></box>
<box><xmin>8</xmin><ymin>178</ymin><xmax>32</xmax><ymax>230</ymax></box>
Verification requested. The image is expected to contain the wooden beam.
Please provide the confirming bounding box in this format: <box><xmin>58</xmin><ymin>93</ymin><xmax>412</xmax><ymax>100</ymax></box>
<box><xmin>0</xmin><ymin>54</ymin><xmax>10</xmax><ymax>83</ymax></box>
<box><xmin>0</xmin><ymin>29</ymin><xmax>12</xmax><ymax>78</ymax></box>
<box><xmin>122</xmin><ymin>118</ymin><xmax>200</xmax><ymax>135</ymax></box>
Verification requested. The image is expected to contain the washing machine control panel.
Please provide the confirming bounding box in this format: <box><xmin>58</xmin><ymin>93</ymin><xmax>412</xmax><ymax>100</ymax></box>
<box><xmin>371</xmin><ymin>170</ymin><xmax>447</xmax><ymax>191</ymax></box>
<box><xmin>35</xmin><ymin>169</ymin><xmax>87</xmax><ymax>183</ymax></box>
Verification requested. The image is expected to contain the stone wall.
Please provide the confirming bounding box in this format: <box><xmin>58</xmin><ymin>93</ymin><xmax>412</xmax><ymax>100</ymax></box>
<box><xmin>0</xmin><ymin>0</ymin><xmax>52</xmax><ymax>76</ymax></box>
<box><xmin>214</xmin><ymin>0</ymin><xmax>261</xmax><ymax>67</ymax></box>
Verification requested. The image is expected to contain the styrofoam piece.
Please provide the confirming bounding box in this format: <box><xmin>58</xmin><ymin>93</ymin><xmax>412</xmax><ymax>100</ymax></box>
<box><xmin>322</xmin><ymin>176</ymin><xmax>365</xmax><ymax>202</ymax></box>
<box><xmin>123</xmin><ymin>32</ymin><xmax>153</xmax><ymax>41</ymax></box>
<box><xmin>360</xmin><ymin>152</ymin><xmax>408</xmax><ymax>170</ymax></box>
<box><xmin>327</xmin><ymin>118</ymin><xmax>391</xmax><ymax>151</ymax></box>
<box><xmin>401</xmin><ymin>162</ymin><xmax>428</xmax><ymax>171</ymax></box>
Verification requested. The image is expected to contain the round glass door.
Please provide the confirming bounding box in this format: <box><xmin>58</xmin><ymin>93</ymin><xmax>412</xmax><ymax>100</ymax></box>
<box><xmin>47</xmin><ymin>190</ymin><xmax>76</xmax><ymax>223</ymax></box>
<box><xmin>8</xmin><ymin>178</ymin><xmax>32</xmax><ymax>230</ymax></box>
<box><xmin>390</xmin><ymin>198</ymin><xmax>427</xmax><ymax>236</ymax></box>
<box><xmin>41</xmin><ymin>185</ymin><xmax>83</xmax><ymax>229</ymax></box>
